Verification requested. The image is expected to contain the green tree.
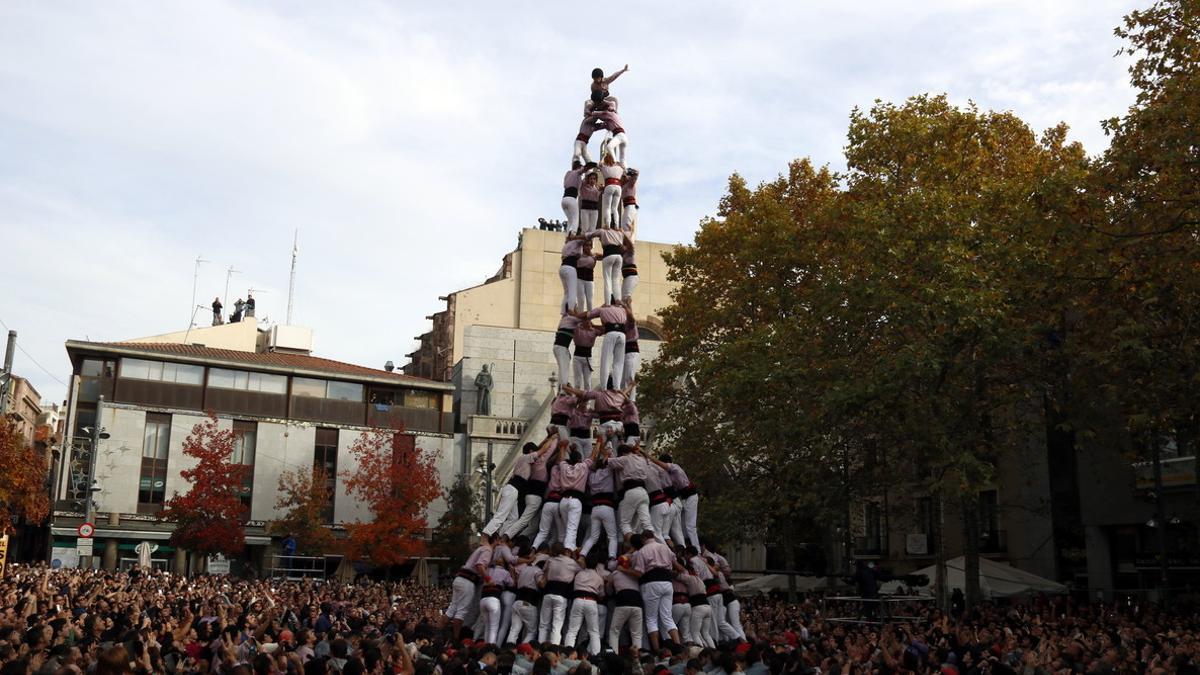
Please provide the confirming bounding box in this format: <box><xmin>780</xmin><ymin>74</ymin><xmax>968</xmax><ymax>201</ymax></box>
<box><xmin>432</xmin><ymin>474</ymin><xmax>481</xmax><ymax>566</ymax></box>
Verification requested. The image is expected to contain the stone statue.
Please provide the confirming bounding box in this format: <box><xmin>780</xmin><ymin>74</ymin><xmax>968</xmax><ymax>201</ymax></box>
<box><xmin>474</xmin><ymin>364</ymin><xmax>494</xmax><ymax>415</ymax></box>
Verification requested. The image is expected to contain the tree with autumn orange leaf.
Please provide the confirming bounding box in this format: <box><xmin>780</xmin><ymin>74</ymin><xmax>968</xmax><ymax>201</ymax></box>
<box><xmin>0</xmin><ymin>418</ymin><xmax>49</xmax><ymax>534</ymax></box>
<box><xmin>341</xmin><ymin>426</ymin><xmax>441</xmax><ymax>569</ymax></box>
<box><xmin>159</xmin><ymin>414</ymin><xmax>249</xmax><ymax>559</ymax></box>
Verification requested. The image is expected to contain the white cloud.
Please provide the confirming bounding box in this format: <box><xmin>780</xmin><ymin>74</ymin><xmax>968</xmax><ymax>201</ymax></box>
<box><xmin>0</xmin><ymin>0</ymin><xmax>1139</xmax><ymax>402</ymax></box>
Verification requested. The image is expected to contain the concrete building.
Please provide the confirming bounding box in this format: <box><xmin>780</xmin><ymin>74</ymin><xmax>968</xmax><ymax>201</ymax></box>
<box><xmin>3</xmin><ymin>374</ymin><xmax>43</xmax><ymax>445</ymax></box>
<box><xmin>51</xmin><ymin>318</ymin><xmax>457</xmax><ymax>574</ymax></box>
<box><xmin>404</xmin><ymin>227</ymin><xmax>676</xmax><ymax>510</ymax></box>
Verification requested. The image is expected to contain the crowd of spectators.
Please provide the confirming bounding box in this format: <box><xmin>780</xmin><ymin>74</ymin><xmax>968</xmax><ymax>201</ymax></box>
<box><xmin>1</xmin><ymin>564</ymin><xmax>1197</xmax><ymax>675</ymax></box>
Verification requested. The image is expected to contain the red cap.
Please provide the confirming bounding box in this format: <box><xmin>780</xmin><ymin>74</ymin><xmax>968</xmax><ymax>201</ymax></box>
<box><xmin>279</xmin><ymin>630</ymin><xmax>294</xmax><ymax>643</ymax></box>
<box><xmin>735</xmin><ymin>643</ymin><xmax>751</xmax><ymax>656</ymax></box>
<box><xmin>516</xmin><ymin>644</ymin><xmax>534</xmax><ymax>657</ymax></box>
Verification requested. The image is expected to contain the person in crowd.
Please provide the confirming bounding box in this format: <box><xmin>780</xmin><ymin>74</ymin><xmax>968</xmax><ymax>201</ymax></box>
<box><xmin>561</xmin><ymin>159</ymin><xmax>585</xmax><ymax>233</ymax></box>
<box><xmin>575</xmin><ymin>244</ymin><xmax>597</xmax><ymax>313</ymax></box>
<box><xmin>579</xmin><ymin>437</ymin><xmax>620</xmax><ymax>561</ymax></box>
<box><xmin>553</xmin><ymin>314</ymin><xmax>580</xmax><ymax>394</ymax></box>
<box><xmin>572</xmin><ymin>317</ymin><xmax>599</xmax><ymax>391</ymax></box>
<box><xmin>590</xmin><ymin>65</ymin><xmax>629</xmax><ymax>97</ymax></box>
<box><xmin>597</xmin><ymin>223</ymin><xmax>630</xmax><ymax>308</ymax></box>
<box><xmin>212</xmin><ymin>297</ymin><xmax>223</xmax><ymax>325</ymax></box>
<box><xmin>562</xmin><ymin>549</ymin><xmax>609</xmax><ymax>655</ymax></box>
<box><xmin>504</xmin><ymin>435</ymin><xmax>558</xmax><ymax>539</ymax></box>
<box><xmin>599</xmin><ymin>152</ymin><xmax>624</xmax><ymax>231</ymax></box>
<box><xmin>442</xmin><ymin>534</ymin><xmax>493</xmax><ymax>640</ymax></box>
<box><xmin>620</xmin><ymin>168</ymin><xmax>639</xmax><ymax>233</ymax></box>
<box><xmin>245</xmin><ymin>292</ymin><xmax>256</xmax><ymax>317</ymax></box>
<box><xmin>537</xmin><ymin>543</ymin><xmax>581</xmax><ymax>645</ymax></box>
<box><xmin>578</xmin><ymin>169</ymin><xmax>602</xmax><ymax>235</ymax></box>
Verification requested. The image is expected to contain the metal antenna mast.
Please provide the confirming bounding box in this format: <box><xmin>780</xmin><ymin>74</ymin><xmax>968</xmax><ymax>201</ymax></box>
<box><xmin>190</xmin><ymin>256</ymin><xmax>209</xmax><ymax>328</ymax></box>
<box><xmin>286</xmin><ymin>230</ymin><xmax>298</xmax><ymax>324</ymax></box>
<box><xmin>223</xmin><ymin>265</ymin><xmax>241</xmax><ymax>310</ymax></box>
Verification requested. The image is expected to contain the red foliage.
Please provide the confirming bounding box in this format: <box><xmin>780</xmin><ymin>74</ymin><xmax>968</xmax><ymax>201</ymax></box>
<box><xmin>0</xmin><ymin>419</ymin><xmax>48</xmax><ymax>533</ymax></box>
<box><xmin>159</xmin><ymin>414</ymin><xmax>249</xmax><ymax>557</ymax></box>
<box><xmin>341</xmin><ymin>426</ymin><xmax>441</xmax><ymax>567</ymax></box>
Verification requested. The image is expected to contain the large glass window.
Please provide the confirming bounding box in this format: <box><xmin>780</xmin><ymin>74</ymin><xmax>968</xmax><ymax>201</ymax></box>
<box><xmin>314</xmin><ymin>428</ymin><xmax>338</xmax><ymax>523</ymax></box>
<box><xmin>292</xmin><ymin>378</ymin><xmax>364</xmax><ymax>401</ymax></box>
<box><xmin>139</xmin><ymin>413</ymin><xmax>171</xmax><ymax>510</ymax></box>
<box><xmin>232</xmin><ymin>421</ymin><xmax>257</xmax><ymax>508</ymax></box>
<box><xmin>404</xmin><ymin>389</ymin><xmax>438</xmax><ymax>409</ymax></box>
<box><xmin>120</xmin><ymin>358</ymin><xmax>203</xmax><ymax>385</ymax></box>
<box><xmin>209</xmin><ymin>368</ymin><xmax>287</xmax><ymax>394</ymax></box>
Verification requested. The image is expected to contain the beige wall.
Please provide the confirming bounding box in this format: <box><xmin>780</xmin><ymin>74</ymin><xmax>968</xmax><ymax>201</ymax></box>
<box><xmin>125</xmin><ymin>319</ymin><xmax>261</xmax><ymax>353</ymax></box>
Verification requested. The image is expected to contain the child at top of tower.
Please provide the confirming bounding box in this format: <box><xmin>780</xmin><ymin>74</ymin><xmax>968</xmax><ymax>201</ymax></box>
<box><xmin>591</xmin><ymin>65</ymin><xmax>629</xmax><ymax>97</ymax></box>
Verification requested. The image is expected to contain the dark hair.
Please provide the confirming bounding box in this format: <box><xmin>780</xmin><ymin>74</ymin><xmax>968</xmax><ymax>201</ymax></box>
<box><xmin>591</xmin><ymin>68</ymin><xmax>604</xmax><ymax>80</ymax></box>
<box><xmin>532</xmin><ymin>657</ymin><xmax>552</xmax><ymax>675</ymax></box>
<box><xmin>523</xmin><ymin>443</ymin><xmax>538</xmax><ymax>454</ymax></box>
<box><xmin>659</xmin><ymin>454</ymin><xmax>672</xmax><ymax>463</ymax></box>
<box><xmin>629</xmin><ymin>533</ymin><xmax>644</xmax><ymax>549</ymax></box>
<box><xmin>567</xmin><ymin>450</ymin><xmax>582</xmax><ymax>465</ymax></box>
<box><xmin>96</xmin><ymin>646</ymin><xmax>133</xmax><ymax>675</ymax></box>
<box><xmin>591</xmin><ymin>90</ymin><xmax>605</xmax><ymax>104</ymax></box>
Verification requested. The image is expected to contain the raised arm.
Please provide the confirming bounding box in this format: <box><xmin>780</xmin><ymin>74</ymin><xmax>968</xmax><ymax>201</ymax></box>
<box><xmin>603</xmin><ymin>65</ymin><xmax>629</xmax><ymax>86</ymax></box>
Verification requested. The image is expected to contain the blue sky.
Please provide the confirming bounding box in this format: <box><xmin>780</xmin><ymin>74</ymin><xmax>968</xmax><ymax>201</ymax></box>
<box><xmin>1</xmin><ymin>0</ymin><xmax>1139</xmax><ymax>403</ymax></box>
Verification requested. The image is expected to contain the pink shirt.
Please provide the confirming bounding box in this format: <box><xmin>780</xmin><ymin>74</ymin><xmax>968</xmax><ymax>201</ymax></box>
<box><xmin>587</xmin><ymin>304</ymin><xmax>627</xmax><ymax>326</ymax></box>
<box><xmin>607</xmin><ymin>453</ymin><xmax>650</xmax><ymax>482</ymax></box>
<box><xmin>624</xmin><ymin>317</ymin><xmax>639</xmax><ymax>343</ymax></box>
<box><xmin>573</xmin><ymin>322</ymin><xmax>599</xmax><ymax>348</ymax></box>
<box><xmin>611</xmin><ymin>566</ymin><xmax>640</xmax><ymax>593</ymax></box>
<box><xmin>493</xmin><ymin>544</ymin><xmax>518</xmax><ymax>566</ymax></box>
<box><xmin>665</xmin><ymin>463</ymin><xmax>691</xmax><ymax>489</ymax></box>
<box><xmin>597</xmin><ymin>228</ymin><xmax>625</xmax><ymax>247</ymax></box>
<box><xmin>512</xmin><ymin>452</ymin><xmax>534</xmax><ymax>481</ymax></box>
<box><xmin>632</xmin><ymin>540</ymin><xmax>675</xmax><ymax>574</ymax></box>
<box><xmin>487</xmin><ymin>566</ymin><xmax>513</xmax><ymax>589</ymax></box>
<box><xmin>562</xmin><ymin>237</ymin><xmax>585</xmax><ymax>258</ymax></box>
<box><xmin>644</xmin><ymin>463</ymin><xmax>664</xmax><ymax>492</ymax></box>
<box><xmin>551</xmin><ymin>394</ymin><xmax>577</xmax><ymax>417</ymax></box>
<box><xmin>682</xmin><ymin>573</ymin><xmax>706</xmax><ymax>596</ymax></box>
<box><xmin>578</xmin><ymin>254</ymin><xmax>596</xmax><ymax>271</ymax></box>
<box><xmin>574</xmin><ymin>568</ymin><xmax>608</xmax><ymax>596</ymax></box>
<box><xmin>622</xmin><ymin>177</ymin><xmax>638</xmax><ymax>202</ymax></box>
<box><xmin>622</xmin><ymin>247</ymin><xmax>636</xmax><ymax>267</ymax></box>
<box><xmin>545</xmin><ymin>554</ymin><xmax>582</xmax><ymax>584</ymax></box>
<box><xmin>564</xmin><ymin>168</ymin><xmax>584</xmax><ymax>190</ymax></box>
<box><xmin>583</xmin><ymin>388</ymin><xmax>626</xmax><ymax>415</ymax></box>
<box><xmin>551</xmin><ymin>459</ymin><xmax>592</xmax><ymax>493</ymax></box>
<box><xmin>529</xmin><ymin>452</ymin><xmax>549</xmax><ymax>483</ymax></box>
<box><xmin>515</xmin><ymin>564</ymin><xmax>541</xmax><ymax>590</ymax></box>
<box><xmin>558</xmin><ymin>314</ymin><xmax>581</xmax><ymax>332</ymax></box>
<box><xmin>690</xmin><ymin>555</ymin><xmax>713</xmax><ymax>580</ymax></box>
<box><xmin>600</xmin><ymin>164</ymin><xmax>624</xmax><ymax>182</ymax></box>
<box><xmin>463</xmin><ymin>545</ymin><xmax>493</xmax><ymax>573</ymax></box>
<box><xmin>580</xmin><ymin>182</ymin><xmax>601</xmax><ymax>203</ymax></box>
<box><xmin>588</xmin><ymin>464</ymin><xmax>615</xmax><ymax>494</ymax></box>
<box><xmin>567</xmin><ymin>405</ymin><xmax>593</xmax><ymax>430</ymax></box>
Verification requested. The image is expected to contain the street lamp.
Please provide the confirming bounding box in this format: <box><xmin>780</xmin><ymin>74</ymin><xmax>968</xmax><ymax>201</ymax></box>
<box><xmin>80</xmin><ymin>397</ymin><xmax>109</xmax><ymax>568</ymax></box>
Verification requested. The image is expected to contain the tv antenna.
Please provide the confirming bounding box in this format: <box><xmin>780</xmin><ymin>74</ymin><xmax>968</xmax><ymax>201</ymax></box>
<box><xmin>223</xmin><ymin>265</ymin><xmax>241</xmax><ymax>310</ymax></box>
<box><xmin>189</xmin><ymin>256</ymin><xmax>209</xmax><ymax>328</ymax></box>
<box><xmin>286</xmin><ymin>230</ymin><xmax>299</xmax><ymax>324</ymax></box>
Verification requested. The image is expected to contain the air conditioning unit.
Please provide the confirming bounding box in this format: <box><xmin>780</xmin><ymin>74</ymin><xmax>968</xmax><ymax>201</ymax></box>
<box><xmin>269</xmin><ymin>325</ymin><xmax>313</xmax><ymax>354</ymax></box>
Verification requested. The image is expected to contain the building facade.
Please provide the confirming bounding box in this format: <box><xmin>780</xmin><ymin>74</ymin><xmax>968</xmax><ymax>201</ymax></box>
<box><xmin>52</xmin><ymin>319</ymin><xmax>457</xmax><ymax>574</ymax></box>
<box><xmin>3</xmin><ymin>374</ymin><xmax>43</xmax><ymax>445</ymax></box>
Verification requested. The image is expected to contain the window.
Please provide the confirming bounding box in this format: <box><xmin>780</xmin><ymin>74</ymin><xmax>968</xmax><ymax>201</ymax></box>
<box><xmin>313</xmin><ymin>428</ymin><xmax>338</xmax><ymax>523</ymax></box>
<box><xmin>293</xmin><ymin>378</ymin><xmax>364</xmax><ymax>402</ymax></box>
<box><xmin>78</xmin><ymin>359</ymin><xmax>115</xmax><ymax>403</ymax></box>
<box><xmin>232</xmin><ymin>421</ymin><xmax>257</xmax><ymax>508</ymax></box>
<box><xmin>81</xmin><ymin>359</ymin><xmax>114</xmax><ymax>378</ymax></box>
<box><xmin>209</xmin><ymin>368</ymin><xmax>287</xmax><ymax>393</ymax></box>
<box><xmin>139</xmin><ymin>413</ymin><xmax>171</xmax><ymax>511</ymax></box>
<box><xmin>916</xmin><ymin>497</ymin><xmax>936</xmax><ymax>536</ymax></box>
<box><xmin>403</xmin><ymin>389</ymin><xmax>438</xmax><ymax>409</ymax></box>
<box><xmin>979</xmin><ymin>490</ymin><xmax>1000</xmax><ymax>534</ymax></box>
<box><xmin>120</xmin><ymin>358</ymin><xmax>203</xmax><ymax>385</ymax></box>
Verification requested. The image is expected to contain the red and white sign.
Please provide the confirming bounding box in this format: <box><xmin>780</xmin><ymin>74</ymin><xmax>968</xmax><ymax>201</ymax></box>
<box><xmin>77</xmin><ymin>523</ymin><xmax>95</xmax><ymax>538</ymax></box>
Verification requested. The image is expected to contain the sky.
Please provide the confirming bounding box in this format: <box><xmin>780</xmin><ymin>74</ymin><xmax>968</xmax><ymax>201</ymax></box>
<box><xmin>0</xmin><ymin>0</ymin><xmax>1140</xmax><ymax>404</ymax></box>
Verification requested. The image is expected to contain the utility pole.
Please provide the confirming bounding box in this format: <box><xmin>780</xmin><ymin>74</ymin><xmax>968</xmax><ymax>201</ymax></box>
<box><xmin>0</xmin><ymin>330</ymin><xmax>15</xmax><ymax>413</ymax></box>
<box><xmin>83</xmin><ymin>396</ymin><xmax>105</xmax><ymax>568</ymax></box>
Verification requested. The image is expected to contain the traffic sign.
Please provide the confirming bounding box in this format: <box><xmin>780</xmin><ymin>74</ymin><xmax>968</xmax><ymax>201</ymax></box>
<box><xmin>77</xmin><ymin>523</ymin><xmax>95</xmax><ymax>538</ymax></box>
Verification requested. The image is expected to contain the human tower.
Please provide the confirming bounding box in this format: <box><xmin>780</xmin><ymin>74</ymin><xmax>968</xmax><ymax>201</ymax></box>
<box><xmin>442</xmin><ymin>67</ymin><xmax>746</xmax><ymax>657</ymax></box>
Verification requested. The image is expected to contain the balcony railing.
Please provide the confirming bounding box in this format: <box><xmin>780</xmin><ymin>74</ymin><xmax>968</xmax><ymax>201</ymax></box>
<box><xmin>980</xmin><ymin>529</ymin><xmax>1007</xmax><ymax>554</ymax></box>
<box><xmin>1133</xmin><ymin>456</ymin><xmax>1197</xmax><ymax>490</ymax></box>
<box><xmin>468</xmin><ymin>415</ymin><xmax>530</xmax><ymax>439</ymax></box>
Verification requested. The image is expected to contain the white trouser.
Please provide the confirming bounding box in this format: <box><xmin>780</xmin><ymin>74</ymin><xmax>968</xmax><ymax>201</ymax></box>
<box><xmin>672</xmin><ymin>604</ymin><xmax>692</xmax><ymax>645</ymax></box>
<box><xmin>622</xmin><ymin>351</ymin><xmax>641</xmax><ymax>398</ymax></box>
<box><xmin>498</xmin><ymin>590</ymin><xmax>516</xmax><ymax>645</ymax></box>
<box><xmin>688</xmin><ymin>603</ymin><xmax>715</xmax><ymax>647</ymax></box>
<box><xmin>507</xmin><ymin>599</ymin><xmax>539</xmax><ymax>644</ymax></box>
<box><xmin>680</xmin><ymin>494</ymin><xmax>700</xmax><ymax>549</ymax></box>
<box><xmin>622</xmin><ymin>273</ymin><xmax>639</xmax><ymax>304</ymax></box>
<box><xmin>444</xmin><ymin>576</ymin><xmax>475</xmax><ymax>620</ymax></box>
<box><xmin>621</xmin><ymin>203</ymin><xmax>637</xmax><ymax>232</ymax></box>
<box><xmin>482</xmin><ymin>483</ymin><xmax>520</xmax><ymax>536</ymax></box>
<box><xmin>666</xmin><ymin>499</ymin><xmax>685</xmax><ymax>546</ymax></box>
<box><xmin>504</xmin><ymin>495</ymin><xmax>543</xmax><ymax>538</ymax></box>
<box><xmin>708</xmin><ymin>594</ymin><xmax>739</xmax><ymax>643</ymax></box>
<box><xmin>533</xmin><ymin>500</ymin><xmax>562</xmax><ymax>548</ymax></box>
<box><xmin>580</xmin><ymin>504</ymin><xmax>619</xmax><ymax>559</ymax></box>
<box><xmin>610</xmin><ymin>132</ymin><xmax>628</xmax><ymax>166</ymax></box>
<box><xmin>602</xmin><ymin>254</ymin><xmax>623</xmax><ymax>306</ymax></box>
<box><xmin>641</xmin><ymin>580</ymin><xmax>676</xmax><ymax>635</ymax></box>
<box><xmin>480</xmin><ymin>596</ymin><xmax>501</xmax><ymax>644</ymax></box>
<box><xmin>618</xmin><ymin>486</ymin><xmax>652</xmax><ymax>536</ymax></box>
<box><xmin>598</xmin><ymin>331</ymin><xmax>626</xmax><ymax>392</ymax></box>
<box><xmin>576</xmin><ymin>279</ymin><xmax>594</xmax><ymax>312</ymax></box>
<box><xmin>650</xmin><ymin>501</ymin><xmax>672</xmax><ymax>541</ymax></box>
<box><xmin>560</xmin><ymin>496</ymin><xmax>584</xmax><ymax>550</ymax></box>
<box><xmin>601</xmin><ymin>185</ymin><xmax>622</xmax><ymax>229</ymax></box>
<box><xmin>563</xmin><ymin>598</ymin><xmax>601</xmax><ymax>655</ymax></box>
<box><xmin>561</xmin><ymin>196</ymin><xmax>580</xmax><ymax>233</ymax></box>
<box><xmin>726</xmin><ymin>598</ymin><xmax>746</xmax><ymax>640</ymax></box>
<box><xmin>559</xmin><ymin>265</ymin><xmax>578</xmax><ymax>313</ymax></box>
<box><xmin>553</xmin><ymin>345</ymin><xmax>572</xmax><ymax>393</ymax></box>
<box><xmin>580</xmin><ymin>208</ymin><xmax>598</xmax><ymax>235</ymax></box>
<box><xmin>608</xmin><ymin>605</ymin><xmax>643</xmax><ymax>649</ymax></box>
<box><xmin>538</xmin><ymin>593</ymin><xmax>568</xmax><ymax>644</ymax></box>
<box><xmin>573</xmin><ymin>140</ymin><xmax>592</xmax><ymax>165</ymax></box>
<box><xmin>572</xmin><ymin>354</ymin><xmax>592</xmax><ymax>390</ymax></box>
<box><xmin>569</xmin><ymin>434</ymin><xmax>592</xmax><ymax>457</ymax></box>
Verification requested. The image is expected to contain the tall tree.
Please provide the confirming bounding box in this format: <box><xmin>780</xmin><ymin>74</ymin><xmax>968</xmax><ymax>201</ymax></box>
<box><xmin>0</xmin><ymin>419</ymin><xmax>49</xmax><ymax>532</ymax></box>
<box><xmin>160</xmin><ymin>415</ymin><xmax>249</xmax><ymax>559</ymax></box>
<box><xmin>267</xmin><ymin>465</ymin><xmax>336</xmax><ymax>556</ymax></box>
<box><xmin>341</xmin><ymin>427</ymin><xmax>441</xmax><ymax>569</ymax></box>
<box><xmin>431</xmin><ymin>474</ymin><xmax>480</xmax><ymax>566</ymax></box>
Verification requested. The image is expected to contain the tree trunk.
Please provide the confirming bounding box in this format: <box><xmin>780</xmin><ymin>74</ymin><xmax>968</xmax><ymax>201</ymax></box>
<box><xmin>934</xmin><ymin>494</ymin><xmax>948</xmax><ymax>612</ymax></box>
<box><xmin>782</xmin><ymin>517</ymin><xmax>798</xmax><ymax>603</ymax></box>
<box><xmin>961</xmin><ymin>493</ymin><xmax>983</xmax><ymax>607</ymax></box>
